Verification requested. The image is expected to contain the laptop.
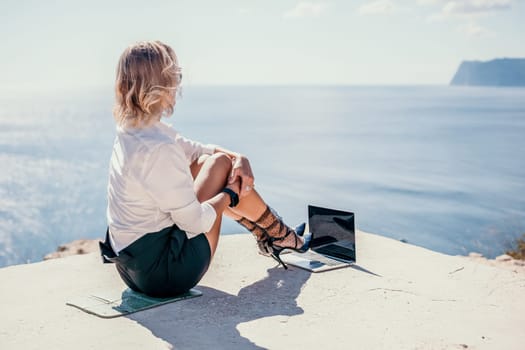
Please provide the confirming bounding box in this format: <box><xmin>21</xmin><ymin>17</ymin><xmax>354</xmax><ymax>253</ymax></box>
<box><xmin>281</xmin><ymin>205</ymin><xmax>356</xmax><ymax>272</ymax></box>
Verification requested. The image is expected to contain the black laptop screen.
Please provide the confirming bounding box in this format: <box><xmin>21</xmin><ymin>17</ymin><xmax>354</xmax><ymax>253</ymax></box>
<box><xmin>308</xmin><ymin>205</ymin><xmax>355</xmax><ymax>250</ymax></box>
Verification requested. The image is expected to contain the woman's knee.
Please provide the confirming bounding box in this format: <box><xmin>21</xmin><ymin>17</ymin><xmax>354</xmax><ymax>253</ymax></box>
<box><xmin>190</xmin><ymin>154</ymin><xmax>211</xmax><ymax>179</ymax></box>
<box><xmin>191</xmin><ymin>153</ymin><xmax>230</xmax><ymax>179</ymax></box>
<box><xmin>206</xmin><ymin>153</ymin><xmax>232</xmax><ymax>174</ymax></box>
<box><xmin>193</xmin><ymin>153</ymin><xmax>233</xmax><ymax>202</ymax></box>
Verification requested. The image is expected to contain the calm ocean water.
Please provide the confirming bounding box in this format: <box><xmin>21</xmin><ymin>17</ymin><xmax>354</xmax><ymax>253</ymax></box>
<box><xmin>0</xmin><ymin>86</ymin><xmax>524</xmax><ymax>267</ymax></box>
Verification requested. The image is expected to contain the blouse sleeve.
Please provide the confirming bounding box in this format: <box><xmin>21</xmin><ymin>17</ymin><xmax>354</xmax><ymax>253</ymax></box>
<box><xmin>140</xmin><ymin>143</ymin><xmax>217</xmax><ymax>234</ymax></box>
<box><xmin>175</xmin><ymin>133</ymin><xmax>217</xmax><ymax>164</ymax></box>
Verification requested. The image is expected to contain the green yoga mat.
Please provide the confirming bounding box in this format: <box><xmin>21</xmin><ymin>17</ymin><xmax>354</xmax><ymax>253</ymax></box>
<box><xmin>66</xmin><ymin>288</ymin><xmax>202</xmax><ymax>318</ymax></box>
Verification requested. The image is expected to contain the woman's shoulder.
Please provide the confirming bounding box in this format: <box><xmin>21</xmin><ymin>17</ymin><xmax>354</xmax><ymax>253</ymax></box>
<box><xmin>155</xmin><ymin>120</ymin><xmax>181</xmax><ymax>138</ymax></box>
<box><xmin>115</xmin><ymin>131</ymin><xmax>181</xmax><ymax>173</ymax></box>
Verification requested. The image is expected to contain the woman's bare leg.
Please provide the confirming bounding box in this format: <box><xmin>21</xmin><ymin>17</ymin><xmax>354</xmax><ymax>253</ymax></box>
<box><xmin>190</xmin><ymin>155</ymin><xmax>266</xmax><ymax>221</ymax></box>
<box><xmin>190</xmin><ymin>153</ymin><xmax>232</xmax><ymax>256</ymax></box>
<box><xmin>190</xmin><ymin>154</ymin><xmax>303</xmax><ymax>250</ymax></box>
<box><xmin>230</xmin><ymin>190</ymin><xmax>305</xmax><ymax>249</ymax></box>
<box><xmin>190</xmin><ymin>155</ymin><xmax>247</xmax><ymax>221</ymax></box>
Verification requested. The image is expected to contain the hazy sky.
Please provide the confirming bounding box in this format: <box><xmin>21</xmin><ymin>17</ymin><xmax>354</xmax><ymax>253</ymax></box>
<box><xmin>1</xmin><ymin>0</ymin><xmax>523</xmax><ymax>89</ymax></box>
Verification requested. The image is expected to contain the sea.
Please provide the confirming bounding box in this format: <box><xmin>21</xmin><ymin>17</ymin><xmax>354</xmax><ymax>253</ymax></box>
<box><xmin>1</xmin><ymin>85</ymin><xmax>524</xmax><ymax>267</ymax></box>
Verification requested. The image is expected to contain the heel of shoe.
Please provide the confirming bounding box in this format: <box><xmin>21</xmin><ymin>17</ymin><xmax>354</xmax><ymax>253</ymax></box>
<box><xmin>262</xmin><ymin>235</ymin><xmax>289</xmax><ymax>269</ymax></box>
<box><xmin>267</xmin><ymin>229</ymin><xmax>312</xmax><ymax>269</ymax></box>
<box><xmin>270</xmin><ymin>249</ymin><xmax>288</xmax><ymax>270</ymax></box>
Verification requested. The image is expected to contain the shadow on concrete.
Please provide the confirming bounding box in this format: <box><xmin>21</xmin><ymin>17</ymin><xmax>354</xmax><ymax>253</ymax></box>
<box><xmin>128</xmin><ymin>266</ymin><xmax>311</xmax><ymax>349</ymax></box>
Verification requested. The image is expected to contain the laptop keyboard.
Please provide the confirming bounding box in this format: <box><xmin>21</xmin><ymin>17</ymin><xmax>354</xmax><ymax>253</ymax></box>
<box><xmin>315</xmin><ymin>244</ymin><xmax>354</xmax><ymax>261</ymax></box>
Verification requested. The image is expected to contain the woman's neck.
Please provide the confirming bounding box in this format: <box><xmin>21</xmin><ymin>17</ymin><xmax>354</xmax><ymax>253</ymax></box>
<box><xmin>123</xmin><ymin>116</ymin><xmax>161</xmax><ymax>129</ymax></box>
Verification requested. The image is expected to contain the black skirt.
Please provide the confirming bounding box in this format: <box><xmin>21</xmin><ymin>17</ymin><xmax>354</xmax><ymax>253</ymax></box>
<box><xmin>99</xmin><ymin>224</ymin><xmax>211</xmax><ymax>298</ymax></box>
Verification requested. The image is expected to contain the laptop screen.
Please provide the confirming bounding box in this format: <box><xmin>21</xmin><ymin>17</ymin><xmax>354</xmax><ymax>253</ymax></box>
<box><xmin>308</xmin><ymin>205</ymin><xmax>355</xmax><ymax>253</ymax></box>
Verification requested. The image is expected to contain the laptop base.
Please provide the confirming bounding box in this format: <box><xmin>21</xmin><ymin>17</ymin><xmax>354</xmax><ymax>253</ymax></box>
<box><xmin>280</xmin><ymin>250</ymin><xmax>353</xmax><ymax>273</ymax></box>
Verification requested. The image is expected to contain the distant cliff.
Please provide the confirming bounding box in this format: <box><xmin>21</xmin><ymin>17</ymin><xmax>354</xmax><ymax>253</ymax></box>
<box><xmin>450</xmin><ymin>58</ymin><xmax>525</xmax><ymax>86</ymax></box>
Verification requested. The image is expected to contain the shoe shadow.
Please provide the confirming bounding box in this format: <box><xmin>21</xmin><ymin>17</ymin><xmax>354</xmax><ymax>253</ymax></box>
<box><xmin>127</xmin><ymin>266</ymin><xmax>311</xmax><ymax>349</ymax></box>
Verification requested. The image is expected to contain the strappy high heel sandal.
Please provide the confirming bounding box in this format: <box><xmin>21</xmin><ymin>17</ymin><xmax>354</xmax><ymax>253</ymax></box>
<box><xmin>256</xmin><ymin>223</ymin><xmax>307</xmax><ymax>257</ymax></box>
<box><xmin>263</xmin><ymin>225</ymin><xmax>312</xmax><ymax>270</ymax></box>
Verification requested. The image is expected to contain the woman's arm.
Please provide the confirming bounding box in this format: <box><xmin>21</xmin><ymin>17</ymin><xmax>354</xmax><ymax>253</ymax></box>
<box><xmin>142</xmin><ymin>144</ymin><xmax>237</xmax><ymax>234</ymax></box>
<box><xmin>212</xmin><ymin>146</ymin><xmax>240</xmax><ymax>160</ymax></box>
<box><xmin>171</xmin><ymin>129</ymin><xmax>251</xmax><ymax>194</ymax></box>
<box><xmin>205</xmin><ymin>178</ymin><xmax>241</xmax><ymax>216</ymax></box>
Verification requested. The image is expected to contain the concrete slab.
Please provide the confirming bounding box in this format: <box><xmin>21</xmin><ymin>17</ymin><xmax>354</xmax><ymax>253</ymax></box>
<box><xmin>1</xmin><ymin>231</ymin><xmax>524</xmax><ymax>349</ymax></box>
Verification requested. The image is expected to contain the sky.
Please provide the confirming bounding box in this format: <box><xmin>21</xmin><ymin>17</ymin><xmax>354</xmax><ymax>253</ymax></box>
<box><xmin>0</xmin><ymin>0</ymin><xmax>524</xmax><ymax>89</ymax></box>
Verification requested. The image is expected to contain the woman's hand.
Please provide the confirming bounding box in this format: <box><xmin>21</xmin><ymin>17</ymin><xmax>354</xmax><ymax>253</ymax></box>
<box><xmin>228</xmin><ymin>155</ymin><xmax>254</xmax><ymax>198</ymax></box>
<box><xmin>226</xmin><ymin>177</ymin><xmax>241</xmax><ymax>196</ymax></box>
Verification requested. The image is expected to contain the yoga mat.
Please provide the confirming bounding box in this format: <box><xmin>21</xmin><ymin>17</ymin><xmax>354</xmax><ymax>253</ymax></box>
<box><xmin>66</xmin><ymin>288</ymin><xmax>202</xmax><ymax>318</ymax></box>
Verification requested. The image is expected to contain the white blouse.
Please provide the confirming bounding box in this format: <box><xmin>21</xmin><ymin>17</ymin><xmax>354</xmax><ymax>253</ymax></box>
<box><xmin>106</xmin><ymin>120</ymin><xmax>217</xmax><ymax>253</ymax></box>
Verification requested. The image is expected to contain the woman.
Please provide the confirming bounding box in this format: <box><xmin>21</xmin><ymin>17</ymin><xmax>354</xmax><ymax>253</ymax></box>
<box><xmin>99</xmin><ymin>40</ymin><xmax>311</xmax><ymax>298</ymax></box>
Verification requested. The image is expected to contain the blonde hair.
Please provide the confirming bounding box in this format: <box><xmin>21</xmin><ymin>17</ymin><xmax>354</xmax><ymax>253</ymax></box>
<box><xmin>113</xmin><ymin>40</ymin><xmax>182</xmax><ymax>127</ymax></box>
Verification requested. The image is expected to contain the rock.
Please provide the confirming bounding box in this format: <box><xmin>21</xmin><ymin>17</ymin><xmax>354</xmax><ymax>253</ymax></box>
<box><xmin>450</xmin><ymin>58</ymin><xmax>525</xmax><ymax>86</ymax></box>
<box><xmin>495</xmin><ymin>254</ymin><xmax>513</xmax><ymax>262</ymax></box>
<box><xmin>44</xmin><ymin>239</ymin><xmax>100</xmax><ymax>260</ymax></box>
